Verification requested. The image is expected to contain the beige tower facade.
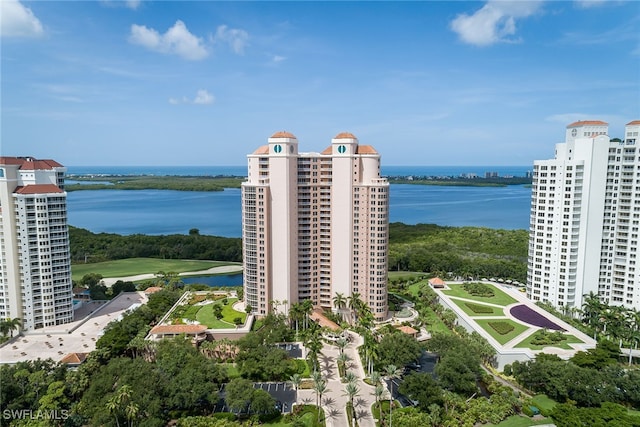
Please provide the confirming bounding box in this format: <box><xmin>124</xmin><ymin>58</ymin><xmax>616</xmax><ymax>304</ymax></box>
<box><xmin>242</xmin><ymin>132</ymin><xmax>389</xmax><ymax>320</ymax></box>
<box><xmin>0</xmin><ymin>157</ymin><xmax>73</xmax><ymax>331</ymax></box>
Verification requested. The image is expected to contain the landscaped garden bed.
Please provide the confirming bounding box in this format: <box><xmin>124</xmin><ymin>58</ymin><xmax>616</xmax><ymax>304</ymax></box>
<box><xmin>509</xmin><ymin>305</ymin><xmax>565</xmax><ymax>331</ymax></box>
<box><xmin>442</xmin><ymin>283</ymin><xmax>517</xmax><ymax>306</ymax></box>
<box><xmin>514</xmin><ymin>329</ymin><xmax>583</xmax><ymax>350</ymax></box>
<box><xmin>475</xmin><ymin>318</ymin><xmax>530</xmax><ymax>345</ymax></box>
<box><xmin>449</xmin><ymin>298</ymin><xmax>504</xmax><ymax>316</ymax></box>
<box><xmin>170</xmin><ymin>292</ymin><xmax>247</xmax><ymax>329</ymax></box>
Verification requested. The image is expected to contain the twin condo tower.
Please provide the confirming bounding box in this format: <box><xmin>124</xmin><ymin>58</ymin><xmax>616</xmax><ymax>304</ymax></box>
<box><xmin>242</xmin><ymin>132</ymin><xmax>390</xmax><ymax>320</ymax></box>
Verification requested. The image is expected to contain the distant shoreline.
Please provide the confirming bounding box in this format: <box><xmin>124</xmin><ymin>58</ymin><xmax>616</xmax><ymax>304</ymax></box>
<box><xmin>66</xmin><ymin>174</ymin><xmax>531</xmax><ymax>190</ymax></box>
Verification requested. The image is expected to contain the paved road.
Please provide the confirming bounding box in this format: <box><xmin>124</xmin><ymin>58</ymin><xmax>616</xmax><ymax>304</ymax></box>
<box><xmin>100</xmin><ymin>264</ymin><xmax>243</xmax><ymax>286</ymax></box>
<box><xmin>297</xmin><ymin>331</ymin><xmax>379</xmax><ymax>427</ymax></box>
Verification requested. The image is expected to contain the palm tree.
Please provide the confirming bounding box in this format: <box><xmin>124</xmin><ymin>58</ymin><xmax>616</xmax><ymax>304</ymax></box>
<box><xmin>344</xmin><ymin>370</ymin><xmax>357</xmax><ymax>385</ymax></box>
<box><xmin>289</xmin><ymin>373</ymin><xmax>302</xmax><ymax>392</ymax></box>
<box><xmin>106</xmin><ymin>395</ymin><xmax>121</xmax><ymax>427</ymax></box>
<box><xmin>125</xmin><ymin>401</ymin><xmax>139</xmax><ymax>427</ymax></box>
<box><xmin>289</xmin><ymin>303</ymin><xmax>302</xmax><ymax>337</ymax></box>
<box><xmin>336</xmin><ymin>337</ymin><xmax>348</xmax><ymax>355</ymax></box>
<box><xmin>582</xmin><ymin>291</ymin><xmax>604</xmax><ymax>339</ymax></box>
<box><xmin>343</xmin><ymin>382</ymin><xmax>360</xmax><ymax>426</ymax></box>
<box><xmin>337</xmin><ymin>352</ymin><xmax>351</xmax><ymax>374</ymax></box>
<box><xmin>347</xmin><ymin>293</ymin><xmax>363</xmax><ymax>325</ymax></box>
<box><xmin>362</xmin><ymin>331</ymin><xmax>379</xmax><ymax>376</ymax></box>
<box><xmin>333</xmin><ymin>292</ymin><xmax>347</xmax><ymax>321</ymax></box>
<box><xmin>305</xmin><ymin>334</ymin><xmax>323</xmax><ymax>372</ymax></box>
<box><xmin>383</xmin><ymin>364</ymin><xmax>402</xmax><ymax>427</ymax></box>
<box><xmin>0</xmin><ymin>319</ymin><xmax>10</xmax><ymax>337</ymax></box>
<box><xmin>373</xmin><ymin>384</ymin><xmax>385</xmax><ymax>422</ymax></box>
<box><xmin>313</xmin><ymin>378</ymin><xmax>328</xmax><ymax>424</ymax></box>
<box><xmin>301</xmin><ymin>299</ymin><xmax>314</xmax><ymax>330</ymax></box>
<box><xmin>6</xmin><ymin>318</ymin><xmax>21</xmax><ymax>338</ymax></box>
<box><xmin>369</xmin><ymin>371</ymin><xmax>382</xmax><ymax>386</ymax></box>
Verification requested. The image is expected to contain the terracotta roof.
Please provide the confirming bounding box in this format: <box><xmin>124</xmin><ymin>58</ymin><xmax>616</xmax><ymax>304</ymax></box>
<box><xmin>334</xmin><ymin>132</ymin><xmax>357</xmax><ymax>140</ymax></box>
<box><xmin>321</xmin><ymin>146</ymin><xmax>332</xmax><ymax>155</ymax></box>
<box><xmin>14</xmin><ymin>184</ymin><xmax>63</xmax><ymax>195</ymax></box>
<box><xmin>396</xmin><ymin>325</ymin><xmax>418</xmax><ymax>335</ymax></box>
<box><xmin>150</xmin><ymin>324</ymin><xmax>208</xmax><ymax>335</ymax></box>
<box><xmin>144</xmin><ymin>286</ymin><xmax>163</xmax><ymax>294</ymax></box>
<box><xmin>0</xmin><ymin>157</ymin><xmax>63</xmax><ymax>169</ymax></box>
<box><xmin>60</xmin><ymin>352</ymin><xmax>89</xmax><ymax>364</ymax></box>
<box><xmin>627</xmin><ymin>120</ymin><xmax>640</xmax><ymax>126</ymax></box>
<box><xmin>0</xmin><ymin>157</ymin><xmax>25</xmax><ymax>166</ymax></box>
<box><xmin>566</xmin><ymin>120</ymin><xmax>608</xmax><ymax>128</ymax></box>
<box><xmin>356</xmin><ymin>145</ymin><xmax>377</xmax><ymax>155</ymax></box>
<box><xmin>309</xmin><ymin>309</ymin><xmax>341</xmax><ymax>331</ymax></box>
<box><xmin>253</xmin><ymin>145</ymin><xmax>269</xmax><ymax>155</ymax></box>
<box><xmin>270</xmin><ymin>131</ymin><xmax>297</xmax><ymax>139</ymax></box>
<box><xmin>429</xmin><ymin>277</ymin><xmax>445</xmax><ymax>286</ymax></box>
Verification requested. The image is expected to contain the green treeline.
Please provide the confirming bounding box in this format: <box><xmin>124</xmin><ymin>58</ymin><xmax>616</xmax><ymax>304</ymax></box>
<box><xmin>65</xmin><ymin>176</ymin><xmax>244</xmax><ymax>192</ymax></box>
<box><xmin>388</xmin><ymin>223</ymin><xmax>528</xmax><ymax>282</ymax></box>
<box><xmin>70</xmin><ymin>223</ymin><xmax>529</xmax><ymax>281</ymax></box>
<box><xmin>69</xmin><ymin>227</ymin><xmax>242</xmax><ymax>263</ymax></box>
<box><xmin>388</xmin><ymin>177</ymin><xmax>531</xmax><ymax>187</ymax></box>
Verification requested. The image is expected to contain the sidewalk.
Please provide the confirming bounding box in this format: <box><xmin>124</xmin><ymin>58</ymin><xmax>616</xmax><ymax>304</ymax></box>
<box><xmin>297</xmin><ymin>331</ymin><xmax>378</xmax><ymax>427</ymax></box>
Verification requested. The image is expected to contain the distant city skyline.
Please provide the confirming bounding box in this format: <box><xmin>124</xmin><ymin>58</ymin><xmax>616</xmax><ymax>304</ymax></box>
<box><xmin>2</xmin><ymin>0</ymin><xmax>638</xmax><ymax>166</ymax></box>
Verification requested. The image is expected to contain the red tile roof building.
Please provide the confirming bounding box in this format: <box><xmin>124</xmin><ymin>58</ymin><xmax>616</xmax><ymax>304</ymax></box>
<box><xmin>0</xmin><ymin>157</ymin><xmax>72</xmax><ymax>331</ymax></box>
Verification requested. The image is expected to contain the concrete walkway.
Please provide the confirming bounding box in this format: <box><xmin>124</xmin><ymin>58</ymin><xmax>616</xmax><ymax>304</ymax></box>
<box><xmin>100</xmin><ymin>264</ymin><xmax>243</xmax><ymax>286</ymax></box>
<box><xmin>298</xmin><ymin>331</ymin><xmax>378</xmax><ymax>427</ymax></box>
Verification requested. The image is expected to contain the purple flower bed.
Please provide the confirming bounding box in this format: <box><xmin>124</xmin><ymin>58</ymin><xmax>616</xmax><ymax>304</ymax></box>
<box><xmin>509</xmin><ymin>304</ymin><xmax>565</xmax><ymax>331</ymax></box>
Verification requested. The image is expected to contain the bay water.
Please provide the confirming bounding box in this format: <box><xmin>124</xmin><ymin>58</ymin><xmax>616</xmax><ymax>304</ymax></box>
<box><xmin>66</xmin><ymin>165</ymin><xmax>533</xmax><ymax>237</ymax></box>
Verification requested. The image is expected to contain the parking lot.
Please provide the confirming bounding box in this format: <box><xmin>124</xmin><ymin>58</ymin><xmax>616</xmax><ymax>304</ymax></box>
<box><xmin>215</xmin><ymin>382</ymin><xmax>296</xmax><ymax>414</ymax></box>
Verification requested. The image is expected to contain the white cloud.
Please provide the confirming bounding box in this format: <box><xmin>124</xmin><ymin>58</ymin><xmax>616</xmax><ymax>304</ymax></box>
<box><xmin>574</xmin><ymin>0</ymin><xmax>613</xmax><ymax>8</ymax></box>
<box><xmin>272</xmin><ymin>55</ymin><xmax>286</xmax><ymax>63</ymax></box>
<box><xmin>169</xmin><ymin>89</ymin><xmax>215</xmax><ymax>105</ymax></box>
<box><xmin>125</xmin><ymin>0</ymin><xmax>141</xmax><ymax>10</ymax></box>
<box><xmin>1</xmin><ymin>0</ymin><xmax>44</xmax><ymax>38</ymax></box>
<box><xmin>194</xmin><ymin>89</ymin><xmax>214</xmax><ymax>104</ymax></box>
<box><xmin>213</xmin><ymin>25</ymin><xmax>249</xmax><ymax>54</ymax></box>
<box><xmin>129</xmin><ymin>20</ymin><xmax>208</xmax><ymax>60</ymax></box>
<box><xmin>450</xmin><ymin>1</ymin><xmax>543</xmax><ymax>47</ymax></box>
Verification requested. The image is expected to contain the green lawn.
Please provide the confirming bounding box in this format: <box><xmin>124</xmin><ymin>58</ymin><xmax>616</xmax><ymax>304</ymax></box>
<box><xmin>388</xmin><ymin>271</ymin><xmax>424</xmax><ymax>280</ymax></box>
<box><xmin>449</xmin><ymin>298</ymin><xmax>506</xmax><ymax>317</ymax></box>
<box><xmin>194</xmin><ymin>298</ymin><xmax>246</xmax><ymax>329</ymax></box>
<box><xmin>475</xmin><ymin>318</ymin><xmax>530</xmax><ymax>345</ymax></box>
<box><xmin>442</xmin><ymin>283</ymin><xmax>518</xmax><ymax>306</ymax></box>
<box><xmin>72</xmin><ymin>257</ymin><xmax>238</xmax><ymax>280</ymax></box>
<box><xmin>514</xmin><ymin>333</ymin><xmax>584</xmax><ymax>350</ymax></box>
<box><xmin>420</xmin><ymin>306</ymin><xmax>453</xmax><ymax>335</ymax></box>
<box><xmin>485</xmin><ymin>415</ymin><xmax>554</xmax><ymax>427</ymax></box>
<box><xmin>531</xmin><ymin>394</ymin><xmax>558</xmax><ymax>415</ymax></box>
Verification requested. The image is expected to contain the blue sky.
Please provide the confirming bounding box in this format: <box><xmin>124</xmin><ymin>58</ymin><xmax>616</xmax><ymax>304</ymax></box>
<box><xmin>1</xmin><ymin>0</ymin><xmax>639</xmax><ymax>166</ymax></box>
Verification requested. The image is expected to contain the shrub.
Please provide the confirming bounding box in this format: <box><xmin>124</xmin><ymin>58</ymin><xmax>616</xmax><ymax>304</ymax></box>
<box><xmin>522</xmin><ymin>406</ymin><xmax>535</xmax><ymax>417</ymax></box>
<box><xmin>488</xmin><ymin>321</ymin><xmax>515</xmax><ymax>335</ymax></box>
<box><xmin>465</xmin><ymin>302</ymin><xmax>494</xmax><ymax>314</ymax></box>
<box><xmin>212</xmin><ymin>413</ymin><xmax>237</xmax><ymax>421</ymax></box>
<box><xmin>463</xmin><ymin>282</ymin><xmax>495</xmax><ymax>297</ymax></box>
<box><xmin>530</xmin><ymin>329</ymin><xmax>565</xmax><ymax>345</ymax></box>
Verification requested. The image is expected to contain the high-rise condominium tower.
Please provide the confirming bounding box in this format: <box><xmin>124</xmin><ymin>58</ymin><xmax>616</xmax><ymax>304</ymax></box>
<box><xmin>242</xmin><ymin>132</ymin><xmax>389</xmax><ymax>320</ymax></box>
<box><xmin>527</xmin><ymin>120</ymin><xmax>640</xmax><ymax>310</ymax></box>
<box><xmin>0</xmin><ymin>157</ymin><xmax>73</xmax><ymax>331</ymax></box>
